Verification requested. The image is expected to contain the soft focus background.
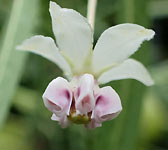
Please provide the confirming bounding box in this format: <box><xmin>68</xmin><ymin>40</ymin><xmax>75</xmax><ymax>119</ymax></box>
<box><xmin>0</xmin><ymin>0</ymin><xmax>168</xmax><ymax>150</ymax></box>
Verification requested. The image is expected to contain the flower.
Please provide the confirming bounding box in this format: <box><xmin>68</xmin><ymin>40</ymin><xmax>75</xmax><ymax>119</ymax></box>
<box><xmin>17</xmin><ymin>1</ymin><xmax>155</xmax><ymax>129</ymax></box>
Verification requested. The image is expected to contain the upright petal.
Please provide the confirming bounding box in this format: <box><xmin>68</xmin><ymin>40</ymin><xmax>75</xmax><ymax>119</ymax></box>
<box><xmin>98</xmin><ymin>59</ymin><xmax>154</xmax><ymax>86</ymax></box>
<box><xmin>93</xmin><ymin>86</ymin><xmax>122</xmax><ymax>123</ymax></box>
<box><xmin>17</xmin><ymin>35</ymin><xmax>71</xmax><ymax>75</ymax></box>
<box><xmin>92</xmin><ymin>23</ymin><xmax>155</xmax><ymax>74</ymax></box>
<box><xmin>49</xmin><ymin>2</ymin><xmax>93</xmax><ymax>72</ymax></box>
<box><xmin>74</xmin><ymin>74</ymin><xmax>95</xmax><ymax>114</ymax></box>
<box><xmin>43</xmin><ymin>77</ymin><xmax>72</xmax><ymax>117</ymax></box>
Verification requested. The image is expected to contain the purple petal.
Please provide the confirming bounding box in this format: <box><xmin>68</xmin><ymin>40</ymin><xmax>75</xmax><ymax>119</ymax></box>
<box><xmin>42</xmin><ymin>77</ymin><xmax>72</xmax><ymax>117</ymax></box>
<box><xmin>74</xmin><ymin>74</ymin><xmax>95</xmax><ymax>114</ymax></box>
<box><xmin>93</xmin><ymin>86</ymin><xmax>122</xmax><ymax>123</ymax></box>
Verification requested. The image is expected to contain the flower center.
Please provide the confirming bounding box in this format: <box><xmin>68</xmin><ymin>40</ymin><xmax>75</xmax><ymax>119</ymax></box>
<box><xmin>67</xmin><ymin>112</ymin><xmax>91</xmax><ymax>124</ymax></box>
<box><xmin>67</xmin><ymin>97</ymin><xmax>91</xmax><ymax>124</ymax></box>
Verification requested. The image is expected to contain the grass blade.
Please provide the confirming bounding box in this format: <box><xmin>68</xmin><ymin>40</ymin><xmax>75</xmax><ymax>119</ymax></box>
<box><xmin>0</xmin><ymin>0</ymin><xmax>39</xmax><ymax>129</ymax></box>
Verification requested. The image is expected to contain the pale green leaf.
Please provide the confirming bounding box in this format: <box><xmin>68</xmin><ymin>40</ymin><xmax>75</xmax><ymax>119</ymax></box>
<box><xmin>0</xmin><ymin>0</ymin><xmax>39</xmax><ymax>128</ymax></box>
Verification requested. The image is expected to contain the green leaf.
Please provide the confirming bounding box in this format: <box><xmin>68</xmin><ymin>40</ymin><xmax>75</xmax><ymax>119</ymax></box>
<box><xmin>0</xmin><ymin>0</ymin><xmax>39</xmax><ymax>129</ymax></box>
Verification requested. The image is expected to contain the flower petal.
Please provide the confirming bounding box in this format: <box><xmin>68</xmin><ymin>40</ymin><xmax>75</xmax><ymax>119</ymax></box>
<box><xmin>49</xmin><ymin>1</ymin><xmax>93</xmax><ymax>72</ymax></box>
<box><xmin>43</xmin><ymin>77</ymin><xmax>72</xmax><ymax>117</ymax></box>
<box><xmin>92</xmin><ymin>23</ymin><xmax>155</xmax><ymax>74</ymax></box>
<box><xmin>93</xmin><ymin>86</ymin><xmax>122</xmax><ymax>123</ymax></box>
<box><xmin>17</xmin><ymin>35</ymin><xmax>71</xmax><ymax>75</ymax></box>
<box><xmin>74</xmin><ymin>74</ymin><xmax>95</xmax><ymax>114</ymax></box>
<box><xmin>85</xmin><ymin>119</ymin><xmax>102</xmax><ymax>129</ymax></box>
<box><xmin>51</xmin><ymin>114</ymin><xmax>69</xmax><ymax>128</ymax></box>
<box><xmin>98</xmin><ymin>59</ymin><xmax>154</xmax><ymax>86</ymax></box>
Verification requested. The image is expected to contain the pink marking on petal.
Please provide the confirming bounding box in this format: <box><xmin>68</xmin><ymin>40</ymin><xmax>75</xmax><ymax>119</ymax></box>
<box><xmin>48</xmin><ymin>100</ymin><xmax>56</xmax><ymax>105</ymax></box>
<box><xmin>93</xmin><ymin>86</ymin><xmax>122</xmax><ymax>123</ymax></box>
<box><xmin>48</xmin><ymin>100</ymin><xmax>61</xmax><ymax>111</ymax></box>
<box><xmin>42</xmin><ymin>77</ymin><xmax>72</xmax><ymax>117</ymax></box>
<box><xmin>101</xmin><ymin>112</ymin><xmax>120</xmax><ymax>120</ymax></box>
<box><xmin>82</xmin><ymin>95</ymin><xmax>91</xmax><ymax>105</ymax></box>
<box><xmin>81</xmin><ymin>95</ymin><xmax>92</xmax><ymax>110</ymax></box>
<box><xmin>76</xmin><ymin>87</ymin><xmax>80</xmax><ymax>98</ymax></box>
<box><xmin>64</xmin><ymin>90</ymin><xmax>71</xmax><ymax>100</ymax></box>
<box><xmin>75</xmin><ymin>74</ymin><xmax>96</xmax><ymax>114</ymax></box>
<box><xmin>96</xmin><ymin>95</ymin><xmax>104</xmax><ymax>105</ymax></box>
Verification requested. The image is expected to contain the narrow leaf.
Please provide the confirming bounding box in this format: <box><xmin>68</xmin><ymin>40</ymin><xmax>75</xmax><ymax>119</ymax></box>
<box><xmin>0</xmin><ymin>0</ymin><xmax>39</xmax><ymax>128</ymax></box>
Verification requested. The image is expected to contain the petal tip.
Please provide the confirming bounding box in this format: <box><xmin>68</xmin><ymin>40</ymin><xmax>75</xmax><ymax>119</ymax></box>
<box><xmin>15</xmin><ymin>43</ymin><xmax>28</xmax><ymax>51</ymax></box>
<box><xmin>16</xmin><ymin>36</ymin><xmax>43</xmax><ymax>51</ymax></box>
<box><xmin>51</xmin><ymin>114</ymin><xmax>58</xmax><ymax>121</ymax></box>
<box><xmin>146</xmin><ymin>79</ymin><xmax>155</xmax><ymax>86</ymax></box>
<box><xmin>49</xmin><ymin>1</ymin><xmax>61</xmax><ymax>12</ymax></box>
<box><xmin>146</xmin><ymin>29</ymin><xmax>155</xmax><ymax>40</ymax></box>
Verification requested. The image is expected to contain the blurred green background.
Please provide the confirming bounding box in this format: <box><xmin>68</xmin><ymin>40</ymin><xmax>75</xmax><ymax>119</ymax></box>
<box><xmin>0</xmin><ymin>0</ymin><xmax>168</xmax><ymax>150</ymax></box>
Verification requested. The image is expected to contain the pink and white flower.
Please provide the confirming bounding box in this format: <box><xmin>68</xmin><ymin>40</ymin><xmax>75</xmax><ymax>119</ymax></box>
<box><xmin>17</xmin><ymin>1</ymin><xmax>155</xmax><ymax>129</ymax></box>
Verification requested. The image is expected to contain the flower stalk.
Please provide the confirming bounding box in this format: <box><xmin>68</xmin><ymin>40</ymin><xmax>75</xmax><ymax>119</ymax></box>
<box><xmin>87</xmin><ymin>0</ymin><xmax>97</xmax><ymax>30</ymax></box>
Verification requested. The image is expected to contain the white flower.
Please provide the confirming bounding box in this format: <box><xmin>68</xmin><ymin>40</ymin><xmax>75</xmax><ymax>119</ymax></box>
<box><xmin>17</xmin><ymin>1</ymin><xmax>155</xmax><ymax>129</ymax></box>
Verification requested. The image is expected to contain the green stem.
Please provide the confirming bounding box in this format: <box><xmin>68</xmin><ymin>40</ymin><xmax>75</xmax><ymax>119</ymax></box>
<box><xmin>87</xmin><ymin>0</ymin><xmax>97</xmax><ymax>30</ymax></box>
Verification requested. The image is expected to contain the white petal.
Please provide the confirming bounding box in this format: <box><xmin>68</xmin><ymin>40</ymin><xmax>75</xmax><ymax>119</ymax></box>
<box><xmin>74</xmin><ymin>74</ymin><xmax>95</xmax><ymax>114</ymax></box>
<box><xmin>17</xmin><ymin>35</ymin><xmax>71</xmax><ymax>74</ymax></box>
<box><xmin>49</xmin><ymin>2</ymin><xmax>93</xmax><ymax>72</ymax></box>
<box><xmin>51</xmin><ymin>114</ymin><xmax>69</xmax><ymax>128</ymax></box>
<box><xmin>51</xmin><ymin>113</ymin><xmax>60</xmax><ymax>121</ymax></box>
<box><xmin>93</xmin><ymin>86</ymin><xmax>122</xmax><ymax>123</ymax></box>
<box><xmin>92</xmin><ymin>23</ymin><xmax>155</xmax><ymax>74</ymax></box>
<box><xmin>85</xmin><ymin>119</ymin><xmax>102</xmax><ymax>129</ymax></box>
<box><xmin>42</xmin><ymin>77</ymin><xmax>72</xmax><ymax>117</ymax></box>
<box><xmin>98</xmin><ymin>59</ymin><xmax>154</xmax><ymax>86</ymax></box>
